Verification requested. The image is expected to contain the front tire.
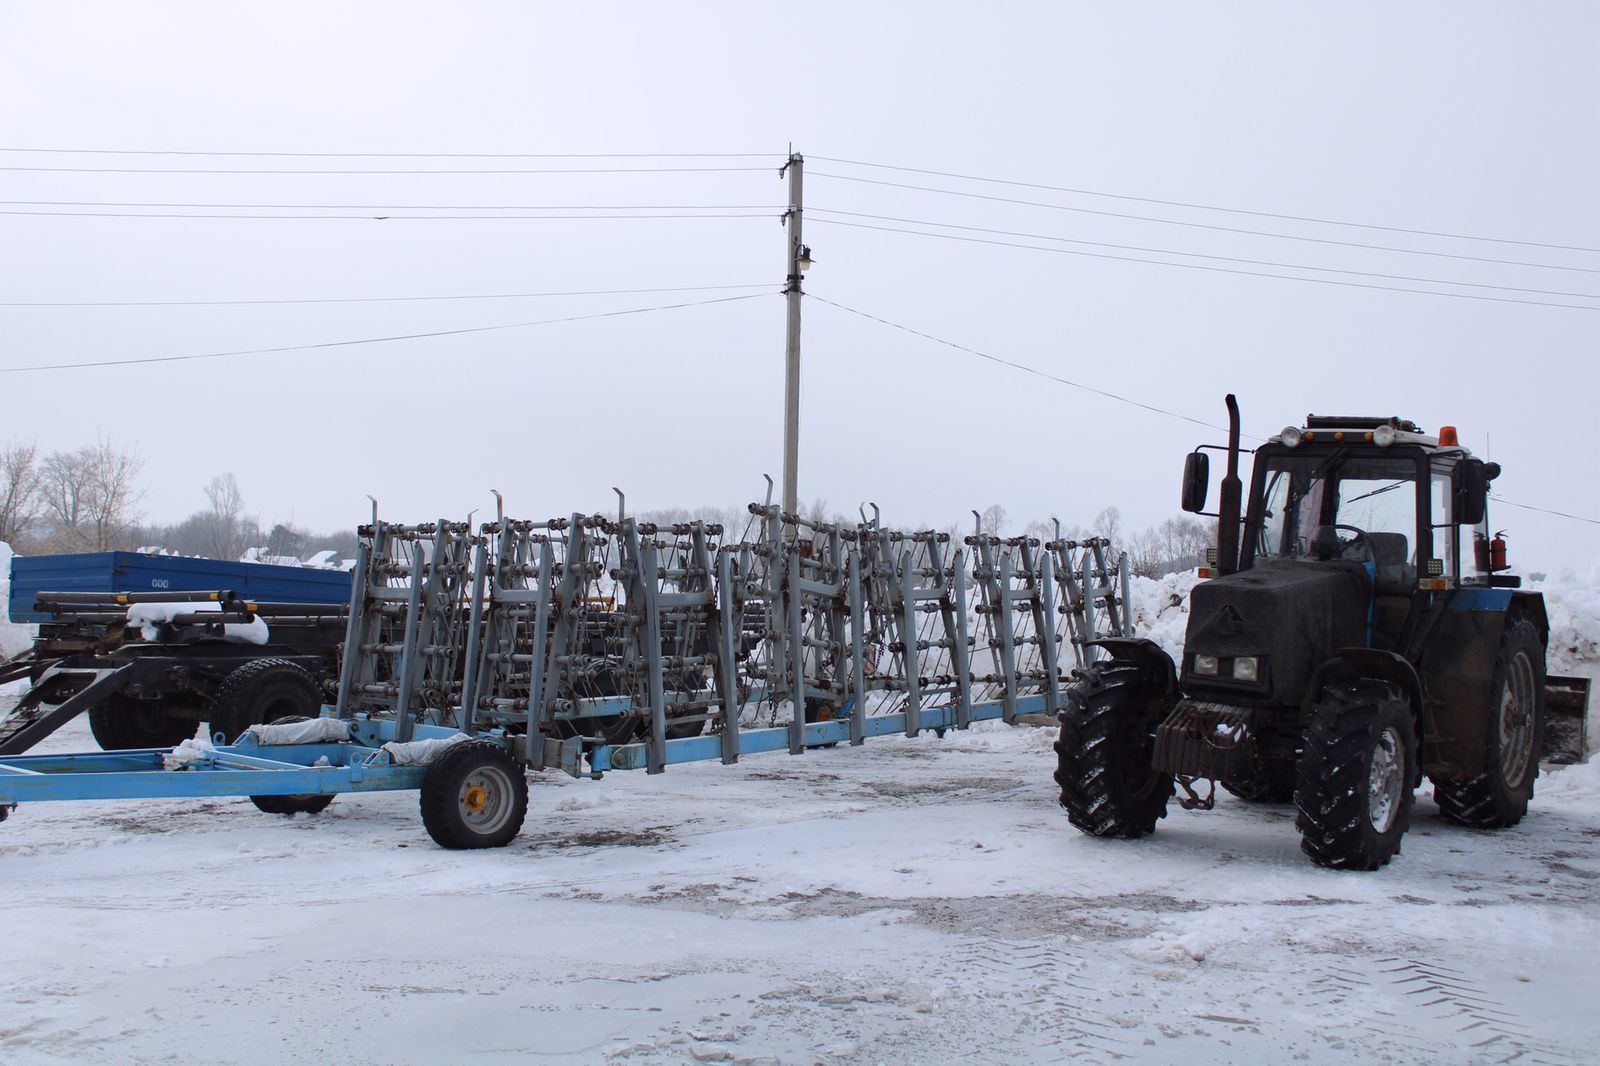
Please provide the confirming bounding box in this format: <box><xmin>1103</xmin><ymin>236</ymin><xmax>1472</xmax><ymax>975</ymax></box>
<box><xmin>88</xmin><ymin>694</ymin><xmax>198</xmax><ymax>750</ymax></box>
<box><xmin>1432</xmin><ymin>614</ymin><xmax>1545</xmax><ymax>828</ymax></box>
<box><xmin>248</xmin><ymin>715</ymin><xmax>337</xmax><ymax>816</ymax></box>
<box><xmin>419</xmin><ymin>740</ymin><xmax>529</xmax><ymax>849</ymax></box>
<box><xmin>1054</xmin><ymin>663</ymin><xmax>1175</xmax><ymax>838</ymax></box>
<box><xmin>1295</xmin><ymin>681</ymin><xmax>1417</xmax><ymax>870</ymax></box>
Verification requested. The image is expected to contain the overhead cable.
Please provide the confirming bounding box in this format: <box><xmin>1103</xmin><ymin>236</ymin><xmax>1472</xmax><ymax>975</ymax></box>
<box><xmin>811</xmin><ymin>156</ymin><xmax>1600</xmax><ymax>255</ymax></box>
<box><xmin>0</xmin><ymin>292</ymin><xmax>775</xmax><ymax>374</ymax></box>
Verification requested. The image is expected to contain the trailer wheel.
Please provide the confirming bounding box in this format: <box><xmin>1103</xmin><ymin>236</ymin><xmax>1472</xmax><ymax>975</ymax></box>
<box><xmin>1221</xmin><ymin>760</ymin><xmax>1297</xmax><ymax>804</ymax></box>
<box><xmin>248</xmin><ymin>716</ymin><xmax>337</xmax><ymax>816</ymax></box>
<box><xmin>1294</xmin><ymin>681</ymin><xmax>1416</xmax><ymax>870</ymax></box>
<box><xmin>1054</xmin><ymin>662</ymin><xmax>1174</xmax><ymax>838</ymax></box>
<box><xmin>419</xmin><ymin>740</ymin><xmax>528</xmax><ymax>849</ymax></box>
<box><xmin>208</xmin><ymin>658</ymin><xmax>323</xmax><ymax>743</ymax></box>
<box><xmin>88</xmin><ymin>694</ymin><xmax>198</xmax><ymax>750</ymax></box>
<box><xmin>1432</xmin><ymin>614</ymin><xmax>1545</xmax><ymax>829</ymax></box>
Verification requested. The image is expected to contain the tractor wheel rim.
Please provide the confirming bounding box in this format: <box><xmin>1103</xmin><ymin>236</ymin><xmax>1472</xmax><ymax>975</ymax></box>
<box><xmin>458</xmin><ymin>766</ymin><xmax>513</xmax><ymax>834</ymax></box>
<box><xmin>1499</xmin><ymin>650</ymin><xmax>1536</xmax><ymax>787</ymax></box>
<box><xmin>1368</xmin><ymin>726</ymin><xmax>1404</xmax><ymax>833</ymax></box>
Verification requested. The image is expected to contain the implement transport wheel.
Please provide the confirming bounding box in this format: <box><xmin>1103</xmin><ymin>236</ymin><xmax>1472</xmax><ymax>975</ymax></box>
<box><xmin>419</xmin><ymin>740</ymin><xmax>529</xmax><ymax>849</ymax></box>
<box><xmin>1221</xmin><ymin>760</ymin><xmax>1298</xmax><ymax>804</ymax></box>
<box><xmin>1295</xmin><ymin>681</ymin><xmax>1417</xmax><ymax>870</ymax></box>
<box><xmin>208</xmin><ymin>658</ymin><xmax>322</xmax><ymax>744</ymax></box>
<box><xmin>249</xmin><ymin>716</ymin><xmax>336</xmax><ymax>816</ymax></box>
<box><xmin>89</xmin><ymin>694</ymin><xmax>198</xmax><ymax>750</ymax></box>
<box><xmin>1054</xmin><ymin>662</ymin><xmax>1175</xmax><ymax>838</ymax></box>
<box><xmin>1432</xmin><ymin>614</ymin><xmax>1546</xmax><ymax>829</ymax></box>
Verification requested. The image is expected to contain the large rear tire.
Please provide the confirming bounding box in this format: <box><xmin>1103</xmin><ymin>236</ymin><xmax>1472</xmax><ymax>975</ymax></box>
<box><xmin>1295</xmin><ymin>681</ymin><xmax>1416</xmax><ymax>870</ymax></box>
<box><xmin>1432</xmin><ymin>614</ymin><xmax>1545</xmax><ymax>829</ymax></box>
<box><xmin>1054</xmin><ymin>663</ymin><xmax>1175</xmax><ymax>838</ymax></box>
<box><xmin>248</xmin><ymin>715</ymin><xmax>337</xmax><ymax>816</ymax></box>
<box><xmin>88</xmin><ymin>694</ymin><xmax>198</xmax><ymax>750</ymax></box>
<box><xmin>208</xmin><ymin>658</ymin><xmax>323</xmax><ymax>743</ymax></box>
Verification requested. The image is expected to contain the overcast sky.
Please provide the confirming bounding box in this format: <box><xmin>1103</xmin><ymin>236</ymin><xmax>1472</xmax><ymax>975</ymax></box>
<box><xmin>1</xmin><ymin>3</ymin><xmax>1595</xmax><ymax>570</ymax></box>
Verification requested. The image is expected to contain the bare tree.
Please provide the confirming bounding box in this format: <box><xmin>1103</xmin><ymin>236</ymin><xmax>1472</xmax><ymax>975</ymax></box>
<box><xmin>203</xmin><ymin>472</ymin><xmax>247</xmax><ymax>560</ymax></box>
<box><xmin>980</xmin><ymin>503</ymin><xmax>1007</xmax><ymax>537</ymax></box>
<box><xmin>1092</xmin><ymin>506</ymin><xmax>1121</xmax><ymax>545</ymax></box>
<box><xmin>0</xmin><ymin>440</ymin><xmax>43</xmax><ymax>544</ymax></box>
<box><xmin>41</xmin><ymin>438</ymin><xmax>144</xmax><ymax>551</ymax></box>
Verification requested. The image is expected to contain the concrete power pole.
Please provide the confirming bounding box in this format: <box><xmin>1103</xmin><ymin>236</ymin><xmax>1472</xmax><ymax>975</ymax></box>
<box><xmin>781</xmin><ymin>152</ymin><xmax>807</xmax><ymax>530</ymax></box>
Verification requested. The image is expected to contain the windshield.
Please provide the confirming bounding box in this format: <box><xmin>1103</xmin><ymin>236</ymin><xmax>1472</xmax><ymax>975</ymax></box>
<box><xmin>1252</xmin><ymin>452</ymin><xmax>1420</xmax><ymax>563</ymax></box>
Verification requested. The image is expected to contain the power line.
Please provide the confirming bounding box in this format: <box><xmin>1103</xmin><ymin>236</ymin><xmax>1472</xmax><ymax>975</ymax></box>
<box><xmin>812</xmin><ymin>208</ymin><xmax>1600</xmax><ymax>300</ymax></box>
<box><xmin>0</xmin><ymin>199</ymin><xmax>783</xmax><ymax>211</ymax></box>
<box><xmin>0</xmin><ymin>148</ymin><xmax>780</xmax><ymax>159</ymax></box>
<box><xmin>0</xmin><ymin>164</ymin><xmax>773</xmax><ymax>175</ymax></box>
<box><xmin>0</xmin><ymin>210</ymin><xmax>775</xmax><ymax>221</ymax></box>
<box><xmin>1491</xmin><ymin>497</ymin><xmax>1600</xmax><ymax>527</ymax></box>
<box><xmin>808</xmin><ymin>293</ymin><xmax>1232</xmax><ymax>434</ymax></box>
<box><xmin>811</xmin><ymin>156</ymin><xmax>1600</xmax><ymax>256</ymax></box>
<box><xmin>814</xmin><ymin>294</ymin><xmax>1600</xmax><ymax>529</ymax></box>
<box><xmin>808</xmin><ymin>217</ymin><xmax>1600</xmax><ymax>312</ymax></box>
<box><xmin>809</xmin><ymin>172</ymin><xmax>1599</xmax><ymax>274</ymax></box>
<box><xmin>0</xmin><ymin>283</ymin><xmax>773</xmax><ymax>309</ymax></box>
<box><xmin>0</xmin><ymin>292</ymin><xmax>776</xmax><ymax>374</ymax></box>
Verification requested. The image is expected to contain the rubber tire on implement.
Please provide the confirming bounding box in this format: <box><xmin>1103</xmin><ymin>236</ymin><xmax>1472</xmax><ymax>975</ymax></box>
<box><xmin>1054</xmin><ymin>662</ymin><xmax>1175</xmax><ymax>838</ymax></box>
<box><xmin>1294</xmin><ymin>680</ymin><xmax>1417</xmax><ymax>870</ymax></box>
<box><xmin>1432</xmin><ymin>614</ymin><xmax>1545</xmax><ymax>829</ymax></box>
<box><xmin>88</xmin><ymin>693</ymin><xmax>198</xmax><ymax>750</ymax></box>
<box><xmin>248</xmin><ymin>715</ymin><xmax>337</xmax><ymax>816</ymax></box>
<box><xmin>208</xmin><ymin>658</ymin><xmax>323</xmax><ymax>744</ymax></box>
<box><xmin>419</xmin><ymin>740</ymin><xmax>529</xmax><ymax>849</ymax></box>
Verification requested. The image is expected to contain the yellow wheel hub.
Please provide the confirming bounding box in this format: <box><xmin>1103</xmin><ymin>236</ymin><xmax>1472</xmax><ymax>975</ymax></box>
<box><xmin>463</xmin><ymin>785</ymin><xmax>489</xmax><ymax>813</ymax></box>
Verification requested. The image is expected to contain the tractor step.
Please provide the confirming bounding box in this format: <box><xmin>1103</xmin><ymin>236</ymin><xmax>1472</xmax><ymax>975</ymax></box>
<box><xmin>1545</xmin><ymin>674</ymin><xmax>1591</xmax><ymax>765</ymax></box>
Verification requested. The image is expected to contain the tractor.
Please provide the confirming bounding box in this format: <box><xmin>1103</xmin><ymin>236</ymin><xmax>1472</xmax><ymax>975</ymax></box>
<box><xmin>1055</xmin><ymin>396</ymin><xmax>1591</xmax><ymax>870</ymax></box>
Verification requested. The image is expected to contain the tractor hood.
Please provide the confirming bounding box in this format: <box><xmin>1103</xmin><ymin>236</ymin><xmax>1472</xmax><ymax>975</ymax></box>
<box><xmin>1185</xmin><ymin>559</ymin><xmax>1371</xmax><ymax>704</ymax></box>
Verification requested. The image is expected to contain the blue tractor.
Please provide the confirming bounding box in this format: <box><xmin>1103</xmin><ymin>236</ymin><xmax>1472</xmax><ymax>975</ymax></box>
<box><xmin>1055</xmin><ymin>397</ymin><xmax>1590</xmax><ymax>870</ymax></box>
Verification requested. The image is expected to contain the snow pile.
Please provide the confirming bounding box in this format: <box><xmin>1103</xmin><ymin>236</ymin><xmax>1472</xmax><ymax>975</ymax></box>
<box><xmin>1532</xmin><ymin>567</ymin><xmax>1600</xmax><ymax>677</ymax></box>
<box><xmin>162</xmin><ymin>736</ymin><xmax>216</xmax><ymax>770</ymax></box>
<box><xmin>126</xmin><ymin>601</ymin><xmax>270</xmax><ymax>646</ymax></box>
<box><xmin>1126</xmin><ymin>568</ymin><xmax>1202</xmax><ymax>662</ymax></box>
<box><xmin>0</xmin><ymin>540</ymin><xmax>36</xmax><ymax>661</ymax></box>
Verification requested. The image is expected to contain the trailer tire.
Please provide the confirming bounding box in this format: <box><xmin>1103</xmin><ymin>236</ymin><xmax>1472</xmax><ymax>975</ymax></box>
<box><xmin>419</xmin><ymin>740</ymin><xmax>528</xmax><ymax>849</ymax></box>
<box><xmin>248</xmin><ymin>716</ymin><xmax>337</xmax><ymax>816</ymax></box>
<box><xmin>208</xmin><ymin>658</ymin><xmax>323</xmax><ymax>744</ymax></box>
<box><xmin>88</xmin><ymin>694</ymin><xmax>198</xmax><ymax>750</ymax></box>
<box><xmin>1294</xmin><ymin>681</ymin><xmax>1416</xmax><ymax>870</ymax></box>
<box><xmin>1054</xmin><ymin>663</ymin><xmax>1174</xmax><ymax>838</ymax></box>
<box><xmin>1432</xmin><ymin>614</ymin><xmax>1545</xmax><ymax>829</ymax></box>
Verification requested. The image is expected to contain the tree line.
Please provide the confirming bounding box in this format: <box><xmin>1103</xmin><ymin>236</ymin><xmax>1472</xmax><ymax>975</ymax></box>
<box><xmin>0</xmin><ymin>438</ymin><xmax>355</xmax><ymax>562</ymax></box>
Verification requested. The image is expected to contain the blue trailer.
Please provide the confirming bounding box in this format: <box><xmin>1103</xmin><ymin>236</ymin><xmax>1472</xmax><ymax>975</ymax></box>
<box><xmin>8</xmin><ymin>551</ymin><xmax>352</xmax><ymax>623</ymax></box>
<box><xmin>1</xmin><ymin>553</ymin><xmax>353</xmax><ymax>757</ymax></box>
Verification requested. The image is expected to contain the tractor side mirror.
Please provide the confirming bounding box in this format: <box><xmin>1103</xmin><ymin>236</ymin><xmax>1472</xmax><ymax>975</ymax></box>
<box><xmin>1454</xmin><ymin>458</ymin><xmax>1488</xmax><ymax>526</ymax></box>
<box><xmin>1181</xmin><ymin>451</ymin><xmax>1210</xmax><ymax>513</ymax></box>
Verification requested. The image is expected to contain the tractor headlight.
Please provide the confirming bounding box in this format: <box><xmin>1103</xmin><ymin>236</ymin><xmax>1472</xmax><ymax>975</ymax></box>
<box><xmin>1373</xmin><ymin>424</ymin><xmax>1396</xmax><ymax>447</ymax></box>
<box><xmin>1279</xmin><ymin>426</ymin><xmax>1304</xmax><ymax>448</ymax></box>
<box><xmin>1232</xmin><ymin>656</ymin><xmax>1260</xmax><ymax>682</ymax></box>
<box><xmin>1193</xmin><ymin>654</ymin><xmax>1219</xmax><ymax>676</ymax></box>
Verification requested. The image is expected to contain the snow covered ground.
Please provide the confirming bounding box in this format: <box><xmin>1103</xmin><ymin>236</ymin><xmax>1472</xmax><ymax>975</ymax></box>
<box><xmin>3</xmin><ymin>555</ymin><xmax>1597</xmax><ymax>1064</ymax></box>
<box><xmin>0</xmin><ymin>711</ymin><xmax>1596</xmax><ymax>1065</ymax></box>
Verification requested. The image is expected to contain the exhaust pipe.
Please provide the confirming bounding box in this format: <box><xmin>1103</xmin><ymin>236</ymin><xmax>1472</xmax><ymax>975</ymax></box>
<box><xmin>1216</xmin><ymin>394</ymin><xmax>1242</xmax><ymax>575</ymax></box>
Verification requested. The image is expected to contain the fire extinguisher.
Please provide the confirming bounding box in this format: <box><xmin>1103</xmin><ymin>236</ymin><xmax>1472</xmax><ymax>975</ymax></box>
<box><xmin>1490</xmin><ymin>530</ymin><xmax>1508</xmax><ymax>572</ymax></box>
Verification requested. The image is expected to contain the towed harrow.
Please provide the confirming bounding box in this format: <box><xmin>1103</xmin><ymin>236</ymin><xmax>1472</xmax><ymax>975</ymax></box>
<box><xmin>0</xmin><ymin>487</ymin><xmax>1132</xmax><ymax>847</ymax></box>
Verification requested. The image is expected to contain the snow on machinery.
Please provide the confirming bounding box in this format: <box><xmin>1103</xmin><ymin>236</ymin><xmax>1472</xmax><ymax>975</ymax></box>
<box><xmin>0</xmin><ymin>485</ymin><xmax>1134</xmax><ymax>846</ymax></box>
<box><xmin>1055</xmin><ymin>396</ymin><xmax>1591</xmax><ymax>870</ymax></box>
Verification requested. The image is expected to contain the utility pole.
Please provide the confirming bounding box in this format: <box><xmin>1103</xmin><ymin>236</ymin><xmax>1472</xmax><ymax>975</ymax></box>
<box><xmin>781</xmin><ymin>151</ymin><xmax>807</xmax><ymax>531</ymax></box>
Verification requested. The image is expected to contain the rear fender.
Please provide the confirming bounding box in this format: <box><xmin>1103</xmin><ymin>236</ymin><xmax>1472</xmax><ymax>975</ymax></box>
<box><xmin>1085</xmin><ymin>637</ymin><xmax>1179</xmax><ymax>702</ymax></box>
